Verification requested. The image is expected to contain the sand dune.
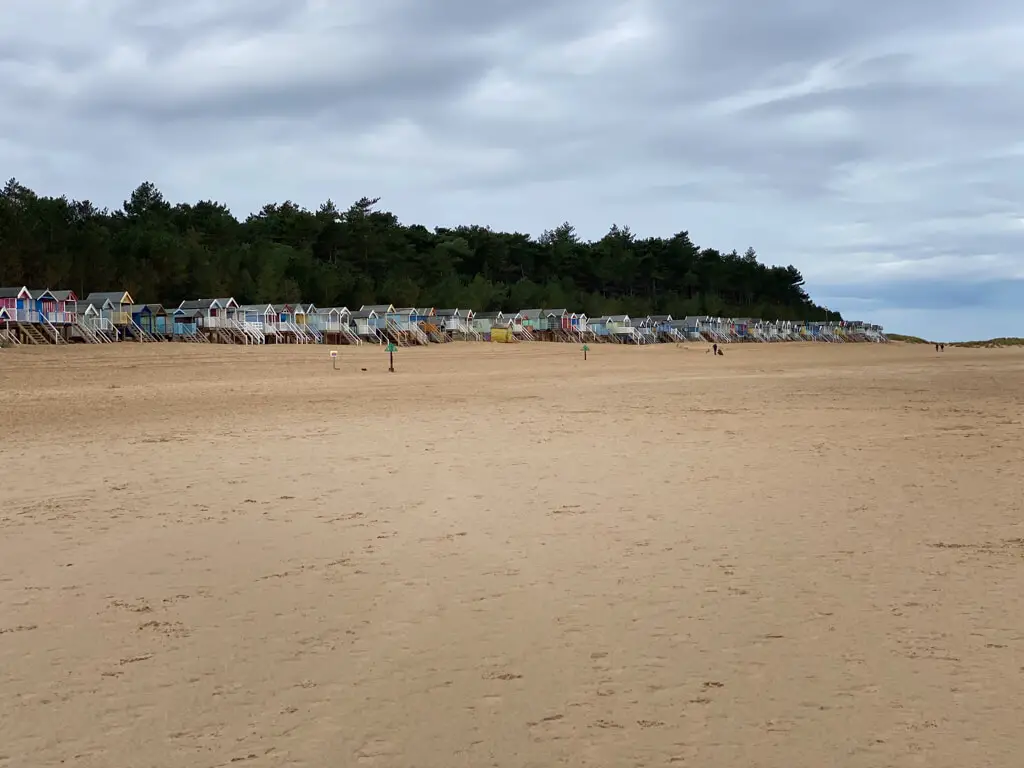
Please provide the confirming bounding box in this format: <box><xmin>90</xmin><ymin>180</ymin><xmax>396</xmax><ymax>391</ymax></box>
<box><xmin>2</xmin><ymin>341</ymin><xmax>1023</xmax><ymax>767</ymax></box>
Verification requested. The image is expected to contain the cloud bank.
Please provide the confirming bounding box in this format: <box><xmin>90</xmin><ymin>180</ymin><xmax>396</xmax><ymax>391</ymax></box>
<box><xmin>3</xmin><ymin>0</ymin><xmax>1023</xmax><ymax>339</ymax></box>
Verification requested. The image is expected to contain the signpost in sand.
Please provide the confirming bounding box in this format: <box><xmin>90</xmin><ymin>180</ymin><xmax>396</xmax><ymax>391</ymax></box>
<box><xmin>330</xmin><ymin>350</ymin><xmax>338</xmax><ymax>370</ymax></box>
<box><xmin>386</xmin><ymin>342</ymin><xmax>396</xmax><ymax>372</ymax></box>
<box><xmin>582</xmin><ymin>344</ymin><xmax>589</xmax><ymax>361</ymax></box>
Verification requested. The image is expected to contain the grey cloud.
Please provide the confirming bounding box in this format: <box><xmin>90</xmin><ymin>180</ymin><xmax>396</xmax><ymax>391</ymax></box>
<box><xmin>76</xmin><ymin>50</ymin><xmax>485</xmax><ymax>127</ymax></box>
<box><xmin>114</xmin><ymin>0</ymin><xmax>303</xmax><ymax>39</ymax></box>
<box><xmin>741</xmin><ymin>80</ymin><xmax>1023</xmax><ymax>153</ymax></box>
<box><xmin>49</xmin><ymin>0</ymin><xmax>619</xmax><ymax>133</ymax></box>
<box><xmin>642</xmin><ymin>1</ymin><xmax>1014</xmax><ymax>103</ymax></box>
<box><xmin>391</xmin><ymin>0</ymin><xmax>588</xmax><ymax>38</ymax></box>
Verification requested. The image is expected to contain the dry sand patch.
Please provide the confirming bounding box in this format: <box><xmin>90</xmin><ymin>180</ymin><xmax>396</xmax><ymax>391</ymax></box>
<box><xmin>2</xmin><ymin>342</ymin><xmax>1023</xmax><ymax>766</ymax></box>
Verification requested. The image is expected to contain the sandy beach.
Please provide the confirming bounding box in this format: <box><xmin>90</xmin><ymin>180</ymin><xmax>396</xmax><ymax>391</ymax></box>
<box><xmin>2</xmin><ymin>341</ymin><xmax>1023</xmax><ymax>767</ymax></box>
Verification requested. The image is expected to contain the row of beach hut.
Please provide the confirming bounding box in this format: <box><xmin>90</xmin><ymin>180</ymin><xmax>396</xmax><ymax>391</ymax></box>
<box><xmin>0</xmin><ymin>286</ymin><xmax>888</xmax><ymax>347</ymax></box>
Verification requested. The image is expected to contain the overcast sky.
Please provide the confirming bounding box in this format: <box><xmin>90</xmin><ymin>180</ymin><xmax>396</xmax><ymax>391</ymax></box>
<box><xmin>3</xmin><ymin>0</ymin><xmax>1023</xmax><ymax>340</ymax></box>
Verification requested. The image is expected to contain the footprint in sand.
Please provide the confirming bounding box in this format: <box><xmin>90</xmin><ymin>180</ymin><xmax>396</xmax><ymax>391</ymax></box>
<box><xmin>0</xmin><ymin>624</ymin><xmax>37</xmax><ymax>635</ymax></box>
<box><xmin>120</xmin><ymin>654</ymin><xmax>153</xmax><ymax>665</ymax></box>
<box><xmin>137</xmin><ymin>620</ymin><xmax>190</xmax><ymax>638</ymax></box>
<box><xmin>483</xmin><ymin>672</ymin><xmax>523</xmax><ymax>681</ymax></box>
<box><xmin>354</xmin><ymin>738</ymin><xmax>399</xmax><ymax>765</ymax></box>
<box><xmin>111</xmin><ymin>599</ymin><xmax>153</xmax><ymax>613</ymax></box>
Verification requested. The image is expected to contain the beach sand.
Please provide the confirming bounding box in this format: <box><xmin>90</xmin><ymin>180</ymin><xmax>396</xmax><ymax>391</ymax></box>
<box><xmin>2</xmin><ymin>341</ymin><xmax>1023</xmax><ymax>767</ymax></box>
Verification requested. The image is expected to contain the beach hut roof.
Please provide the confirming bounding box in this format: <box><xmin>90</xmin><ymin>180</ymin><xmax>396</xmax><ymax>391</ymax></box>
<box><xmin>83</xmin><ymin>297</ymin><xmax>115</xmax><ymax>309</ymax></box>
<box><xmin>519</xmin><ymin>308</ymin><xmax>543</xmax><ymax>318</ymax></box>
<box><xmin>269</xmin><ymin>302</ymin><xmax>304</xmax><ymax>313</ymax></box>
<box><xmin>543</xmin><ymin>308</ymin><xmax>567</xmax><ymax>315</ymax></box>
<box><xmin>435</xmin><ymin>308</ymin><xmax>459</xmax><ymax>316</ymax></box>
<box><xmin>649</xmin><ymin>315</ymin><xmax>672</xmax><ymax>321</ymax></box>
<box><xmin>70</xmin><ymin>300</ymin><xmax>99</xmax><ymax>313</ymax></box>
<box><xmin>129</xmin><ymin>303</ymin><xmax>161</xmax><ymax>314</ymax></box>
<box><xmin>0</xmin><ymin>286</ymin><xmax>30</xmax><ymax>299</ymax></box>
<box><xmin>27</xmin><ymin>288</ymin><xmax>56</xmax><ymax>300</ymax></box>
<box><xmin>414</xmin><ymin>307</ymin><xmax>434</xmax><ymax>316</ymax></box>
<box><xmin>361</xmin><ymin>304</ymin><xmax>393</xmax><ymax>313</ymax></box>
<box><xmin>50</xmin><ymin>289</ymin><xmax>77</xmax><ymax>301</ymax></box>
<box><xmin>214</xmin><ymin>297</ymin><xmax>238</xmax><ymax>308</ymax></box>
<box><xmin>86</xmin><ymin>290</ymin><xmax>133</xmax><ymax>305</ymax></box>
<box><xmin>179</xmin><ymin>298</ymin><xmax>219</xmax><ymax>311</ymax></box>
<box><xmin>607</xmin><ymin>314</ymin><xmax>629</xmax><ymax>321</ymax></box>
<box><xmin>351</xmin><ymin>309</ymin><xmax>375</xmax><ymax>318</ymax></box>
<box><xmin>475</xmin><ymin>311</ymin><xmax>501</xmax><ymax>319</ymax></box>
<box><xmin>238</xmin><ymin>303</ymin><xmax>275</xmax><ymax>313</ymax></box>
<box><xmin>175</xmin><ymin>308</ymin><xmax>201</xmax><ymax>319</ymax></box>
<box><xmin>393</xmin><ymin>307</ymin><xmax>415</xmax><ymax>315</ymax></box>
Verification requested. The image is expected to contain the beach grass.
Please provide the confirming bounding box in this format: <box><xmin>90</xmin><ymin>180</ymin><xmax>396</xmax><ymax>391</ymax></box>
<box><xmin>887</xmin><ymin>333</ymin><xmax>930</xmax><ymax>344</ymax></box>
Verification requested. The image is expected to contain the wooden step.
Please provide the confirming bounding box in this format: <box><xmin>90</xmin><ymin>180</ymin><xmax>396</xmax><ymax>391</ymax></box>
<box><xmin>17</xmin><ymin>322</ymin><xmax>48</xmax><ymax>344</ymax></box>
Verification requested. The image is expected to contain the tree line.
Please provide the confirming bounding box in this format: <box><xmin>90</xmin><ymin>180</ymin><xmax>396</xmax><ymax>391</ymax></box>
<box><xmin>0</xmin><ymin>178</ymin><xmax>839</xmax><ymax>320</ymax></box>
